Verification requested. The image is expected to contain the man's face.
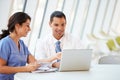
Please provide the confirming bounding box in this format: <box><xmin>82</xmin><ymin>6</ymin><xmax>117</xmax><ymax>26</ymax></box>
<box><xmin>49</xmin><ymin>17</ymin><xmax>66</xmax><ymax>40</ymax></box>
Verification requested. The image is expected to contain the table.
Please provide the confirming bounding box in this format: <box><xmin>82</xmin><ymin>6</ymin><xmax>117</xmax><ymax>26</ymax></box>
<box><xmin>14</xmin><ymin>65</ymin><xmax>120</xmax><ymax>80</ymax></box>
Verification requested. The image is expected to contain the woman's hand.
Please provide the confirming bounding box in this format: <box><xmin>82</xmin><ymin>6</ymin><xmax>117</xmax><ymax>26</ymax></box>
<box><xmin>26</xmin><ymin>62</ymin><xmax>40</xmax><ymax>72</ymax></box>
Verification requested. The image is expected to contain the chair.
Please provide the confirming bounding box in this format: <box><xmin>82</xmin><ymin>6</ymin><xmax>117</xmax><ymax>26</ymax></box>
<box><xmin>115</xmin><ymin>36</ymin><xmax>120</xmax><ymax>46</ymax></box>
<box><xmin>106</xmin><ymin>39</ymin><xmax>118</xmax><ymax>51</ymax></box>
<box><xmin>99</xmin><ymin>55</ymin><xmax>120</xmax><ymax>64</ymax></box>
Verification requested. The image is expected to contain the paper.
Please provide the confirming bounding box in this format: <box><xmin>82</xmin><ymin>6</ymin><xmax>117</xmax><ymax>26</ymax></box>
<box><xmin>32</xmin><ymin>68</ymin><xmax>58</xmax><ymax>73</ymax></box>
<box><xmin>31</xmin><ymin>62</ymin><xmax>58</xmax><ymax>73</ymax></box>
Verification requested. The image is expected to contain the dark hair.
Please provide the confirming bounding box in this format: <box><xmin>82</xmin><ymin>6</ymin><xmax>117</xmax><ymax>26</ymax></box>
<box><xmin>0</xmin><ymin>12</ymin><xmax>31</xmax><ymax>40</ymax></box>
<box><xmin>50</xmin><ymin>11</ymin><xmax>66</xmax><ymax>22</ymax></box>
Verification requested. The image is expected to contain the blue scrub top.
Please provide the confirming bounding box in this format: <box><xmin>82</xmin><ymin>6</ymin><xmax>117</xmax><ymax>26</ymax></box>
<box><xmin>0</xmin><ymin>36</ymin><xmax>30</xmax><ymax>80</ymax></box>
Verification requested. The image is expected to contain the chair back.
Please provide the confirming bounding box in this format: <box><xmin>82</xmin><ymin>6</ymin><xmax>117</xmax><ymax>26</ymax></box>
<box><xmin>99</xmin><ymin>55</ymin><xmax>120</xmax><ymax>64</ymax></box>
<box><xmin>116</xmin><ymin>36</ymin><xmax>120</xmax><ymax>46</ymax></box>
<box><xmin>106</xmin><ymin>39</ymin><xmax>117</xmax><ymax>51</ymax></box>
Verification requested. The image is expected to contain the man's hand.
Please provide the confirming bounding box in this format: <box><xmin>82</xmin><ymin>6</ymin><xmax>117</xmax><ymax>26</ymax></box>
<box><xmin>55</xmin><ymin>52</ymin><xmax>62</xmax><ymax>59</ymax></box>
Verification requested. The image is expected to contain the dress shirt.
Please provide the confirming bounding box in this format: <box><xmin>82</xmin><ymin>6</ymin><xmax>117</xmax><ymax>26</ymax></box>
<box><xmin>35</xmin><ymin>33</ymin><xmax>85</xmax><ymax>60</ymax></box>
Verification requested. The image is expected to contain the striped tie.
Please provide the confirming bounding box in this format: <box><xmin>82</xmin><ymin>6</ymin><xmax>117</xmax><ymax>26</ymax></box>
<box><xmin>55</xmin><ymin>41</ymin><xmax>61</xmax><ymax>62</ymax></box>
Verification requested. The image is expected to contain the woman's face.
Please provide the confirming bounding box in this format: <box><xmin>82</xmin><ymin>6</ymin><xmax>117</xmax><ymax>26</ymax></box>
<box><xmin>16</xmin><ymin>19</ymin><xmax>31</xmax><ymax>37</ymax></box>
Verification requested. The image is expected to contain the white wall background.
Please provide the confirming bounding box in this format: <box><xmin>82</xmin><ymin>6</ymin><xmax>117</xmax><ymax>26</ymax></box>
<box><xmin>0</xmin><ymin>0</ymin><xmax>12</xmax><ymax>33</ymax></box>
<box><xmin>0</xmin><ymin>0</ymin><xmax>120</xmax><ymax>57</ymax></box>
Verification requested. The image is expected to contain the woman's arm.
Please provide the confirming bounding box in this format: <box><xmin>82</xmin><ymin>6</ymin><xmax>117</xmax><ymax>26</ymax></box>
<box><xmin>27</xmin><ymin>54</ymin><xmax>37</xmax><ymax>63</ymax></box>
<box><xmin>0</xmin><ymin>57</ymin><xmax>39</xmax><ymax>74</ymax></box>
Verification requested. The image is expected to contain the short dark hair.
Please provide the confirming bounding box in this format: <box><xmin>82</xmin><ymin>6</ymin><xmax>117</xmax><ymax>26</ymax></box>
<box><xmin>50</xmin><ymin>11</ymin><xmax>66</xmax><ymax>22</ymax></box>
<box><xmin>0</xmin><ymin>12</ymin><xmax>31</xmax><ymax>40</ymax></box>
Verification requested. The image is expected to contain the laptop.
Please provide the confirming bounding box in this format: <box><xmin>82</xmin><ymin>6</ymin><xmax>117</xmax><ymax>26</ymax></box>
<box><xmin>59</xmin><ymin>49</ymin><xmax>92</xmax><ymax>72</ymax></box>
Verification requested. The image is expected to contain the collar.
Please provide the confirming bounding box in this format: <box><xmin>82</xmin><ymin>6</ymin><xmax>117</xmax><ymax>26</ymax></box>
<box><xmin>52</xmin><ymin>34</ymin><xmax>65</xmax><ymax>43</ymax></box>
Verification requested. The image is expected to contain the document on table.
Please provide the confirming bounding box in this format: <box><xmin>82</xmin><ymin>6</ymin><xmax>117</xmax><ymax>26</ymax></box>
<box><xmin>31</xmin><ymin>62</ymin><xmax>58</xmax><ymax>73</ymax></box>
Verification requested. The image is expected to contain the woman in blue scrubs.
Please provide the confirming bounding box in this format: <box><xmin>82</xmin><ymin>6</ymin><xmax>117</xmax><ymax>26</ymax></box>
<box><xmin>0</xmin><ymin>12</ymin><xmax>40</xmax><ymax>80</ymax></box>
